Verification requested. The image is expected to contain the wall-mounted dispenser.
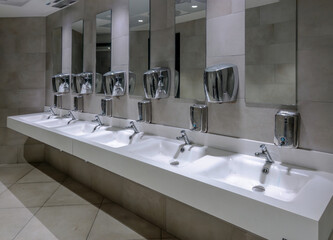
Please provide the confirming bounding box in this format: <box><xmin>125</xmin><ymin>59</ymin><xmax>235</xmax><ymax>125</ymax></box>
<box><xmin>52</xmin><ymin>73</ymin><xmax>70</xmax><ymax>94</ymax></box>
<box><xmin>94</xmin><ymin>73</ymin><xmax>104</xmax><ymax>94</ymax></box>
<box><xmin>72</xmin><ymin>72</ymin><xmax>93</xmax><ymax>94</ymax></box>
<box><xmin>101</xmin><ymin>98</ymin><xmax>112</xmax><ymax>117</ymax></box>
<box><xmin>143</xmin><ymin>67</ymin><xmax>170</xmax><ymax>99</ymax></box>
<box><xmin>274</xmin><ymin>110</ymin><xmax>299</xmax><ymax>148</ymax></box>
<box><xmin>54</xmin><ymin>94</ymin><xmax>63</xmax><ymax>109</ymax></box>
<box><xmin>73</xmin><ymin>95</ymin><xmax>84</xmax><ymax>112</ymax></box>
<box><xmin>190</xmin><ymin>104</ymin><xmax>208</xmax><ymax>132</ymax></box>
<box><xmin>138</xmin><ymin>100</ymin><xmax>152</xmax><ymax>123</ymax></box>
<box><xmin>204</xmin><ymin>64</ymin><xmax>239</xmax><ymax>103</ymax></box>
<box><xmin>103</xmin><ymin>71</ymin><xmax>126</xmax><ymax>97</ymax></box>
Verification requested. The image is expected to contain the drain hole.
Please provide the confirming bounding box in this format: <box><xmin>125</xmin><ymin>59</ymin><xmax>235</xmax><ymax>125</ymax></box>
<box><xmin>252</xmin><ymin>185</ymin><xmax>265</xmax><ymax>192</ymax></box>
<box><xmin>170</xmin><ymin>160</ymin><xmax>179</xmax><ymax>166</ymax></box>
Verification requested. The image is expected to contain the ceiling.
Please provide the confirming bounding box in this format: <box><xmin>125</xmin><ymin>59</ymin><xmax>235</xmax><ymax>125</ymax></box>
<box><xmin>0</xmin><ymin>0</ymin><xmax>74</xmax><ymax>17</ymax></box>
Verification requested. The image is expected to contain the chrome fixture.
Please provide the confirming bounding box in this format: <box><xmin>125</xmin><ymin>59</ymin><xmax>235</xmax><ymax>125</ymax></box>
<box><xmin>52</xmin><ymin>73</ymin><xmax>70</xmax><ymax>94</ymax></box>
<box><xmin>101</xmin><ymin>98</ymin><xmax>112</xmax><ymax>117</ymax></box>
<box><xmin>65</xmin><ymin>110</ymin><xmax>77</xmax><ymax>125</ymax></box>
<box><xmin>255</xmin><ymin>144</ymin><xmax>274</xmax><ymax>174</ymax></box>
<box><xmin>204</xmin><ymin>64</ymin><xmax>239</xmax><ymax>103</ymax></box>
<box><xmin>274</xmin><ymin>110</ymin><xmax>299</xmax><ymax>148</ymax></box>
<box><xmin>72</xmin><ymin>72</ymin><xmax>93</xmax><ymax>94</ymax></box>
<box><xmin>143</xmin><ymin>67</ymin><xmax>171</xmax><ymax>99</ymax></box>
<box><xmin>127</xmin><ymin>121</ymin><xmax>139</xmax><ymax>134</ymax></box>
<box><xmin>92</xmin><ymin>115</ymin><xmax>103</xmax><ymax>132</ymax></box>
<box><xmin>176</xmin><ymin>130</ymin><xmax>191</xmax><ymax>145</ymax></box>
<box><xmin>95</xmin><ymin>73</ymin><xmax>104</xmax><ymax>94</ymax></box>
<box><xmin>103</xmin><ymin>71</ymin><xmax>126</xmax><ymax>97</ymax></box>
<box><xmin>47</xmin><ymin>105</ymin><xmax>58</xmax><ymax>119</ymax></box>
<box><xmin>73</xmin><ymin>95</ymin><xmax>84</xmax><ymax>112</ymax></box>
<box><xmin>54</xmin><ymin>94</ymin><xmax>63</xmax><ymax>108</ymax></box>
<box><xmin>190</xmin><ymin>104</ymin><xmax>208</xmax><ymax>132</ymax></box>
<box><xmin>138</xmin><ymin>100</ymin><xmax>152</xmax><ymax>123</ymax></box>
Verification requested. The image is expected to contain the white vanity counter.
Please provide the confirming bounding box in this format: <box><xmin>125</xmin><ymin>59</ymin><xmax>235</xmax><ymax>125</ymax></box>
<box><xmin>7</xmin><ymin>112</ymin><xmax>333</xmax><ymax>240</ymax></box>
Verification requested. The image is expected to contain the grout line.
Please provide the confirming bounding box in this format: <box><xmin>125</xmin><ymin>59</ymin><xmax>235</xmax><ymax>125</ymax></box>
<box><xmin>11</xmin><ymin>206</ymin><xmax>42</xmax><ymax>240</ymax></box>
<box><xmin>85</xmin><ymin>197</ymin><xmax>105</xmax><ymax>240</ymax></box>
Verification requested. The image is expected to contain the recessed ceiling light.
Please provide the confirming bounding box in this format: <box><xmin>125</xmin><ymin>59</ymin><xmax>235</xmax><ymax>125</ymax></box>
<box><xmin>192</xmin><ymin>5</ymin><xmax>198</xmax><ymax>8</ymax></box>
<box><xmin>138</xmin><ymin>19</ymin><xmax>144</xmax><ymax>23</ymax></box>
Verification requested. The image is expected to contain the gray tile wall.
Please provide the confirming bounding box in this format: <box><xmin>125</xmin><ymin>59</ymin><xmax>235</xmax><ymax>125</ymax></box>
<box><xmin>44</xmin><ymin>0</ymin><xmax>333</xmax><ymax>153</ymax></box>
<box><xmin>0</xmin><ymin>18</ymin><xmax>46</xmax><ymax>164</ymax></box>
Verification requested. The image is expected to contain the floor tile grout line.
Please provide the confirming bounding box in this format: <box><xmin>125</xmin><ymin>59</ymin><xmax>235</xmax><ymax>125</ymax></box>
<box><xmin>11</xmin><ymin>206</ymin><xmax>42</xmax><ymax>240</ymax></box>
<box><xmin>11</xmin><ymin>177</ymin><xmax>63</xmax><ymax>240</ymax></box>
<box><xmin>85</xmin><ymin>197</ymin><xmax>105</xmax><ymax>240</ymax></box>
<box><xmin>0</xmin><ymin>166</ymin><xmax>35</xmax><ymax>198</ymax></box>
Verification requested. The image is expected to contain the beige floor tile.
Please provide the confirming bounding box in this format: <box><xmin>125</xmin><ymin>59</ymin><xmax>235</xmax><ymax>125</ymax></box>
<box><xmin>0</xmin><ymin>164</ymin><xmax>33</xmax><ymax>184</ymax></box>
<box><xmin>14</xmin><ymin>205</ymin><xmax>99</xmax><ymax>240</ymax></box>
<box><xmin>44</xmin><ymin>178</ymin><xmax>103</xmax><ymax>206</ymax></box>
<box><xmin>0</xmin><ymin>182</ymin><xmax>10</xmax><ymax>195</ymax></box>
<box><xmin>88</xmin><ymin>202</ymin><xmax>161</xmax><ymax>240</ymax></box>
<box><xmin>0</xmin><ymin>182</ymin><xmax>59</xmax><ymax>208</ymax></box>
<box><xmin>17</xmin><ymin>163</ymin><xmax>67</xmax><ymax>183</ymax></box>
<box><xmin>0</xmin><ymin>207</ymin><xmax>39</xmax><ymax>240</ymax></box>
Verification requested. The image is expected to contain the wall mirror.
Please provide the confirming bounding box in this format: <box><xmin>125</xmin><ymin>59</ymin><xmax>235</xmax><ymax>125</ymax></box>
<box><xmin>52</xmin><ymin>27</ymin><xmax>62</xmax><ymax>75</ymax></box>
<box><xmin>174</xmin><ymin>0</ymin><xmax>206</xmax><ymax>101</ymax></box>
<box><xmin>245</xmin><ymin>0</ymin><xmax>297</xmax><ymax>106</ymax></box>
<box><xmin>95</xmin><ymin>10</ymin><xmax>112</xmax><ymax>94</ymax></box>
<box><xmin>71</xmin><ymin>20</ymin><xmax>84</xmax><ymax>75</ymax></box>
<box><xmin>128</xmin><ymin>0</ymin><xmax>150</xmax><ymax>96</ymax></box>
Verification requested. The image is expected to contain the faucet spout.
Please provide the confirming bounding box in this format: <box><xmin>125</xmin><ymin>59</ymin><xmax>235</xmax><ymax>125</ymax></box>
<box><xmin>92</xmin><ymin>115</ymin><xmax>103</xmax><ymax>132</ymax></box>
<box><xmin>255</xmin><ymin>144</ymin><xmax>274</xmax><ymax>164</ymax></box>
<box><xmin>176</xmin><ymin>130</ymin><xmax>191</xmax><ymax>145</ymax></box>
<box><xmin>47</xmin><ymin>105</ymin><xmax>57</xmax><ymax>119</ymax></box>
<box><xmin>65</xmin><ymin>110</ymin><xmax>76</xmax><ymax>125</ymax></box>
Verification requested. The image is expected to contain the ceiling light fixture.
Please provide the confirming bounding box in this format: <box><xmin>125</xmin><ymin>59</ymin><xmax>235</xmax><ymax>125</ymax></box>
<box><xmin>138</xmin><ymin>19</ymin><xmax>144</xmax><ymax>23</ymax></box>
<box><xmin>192</xmin><ymin>5</ymin><xmax>198</xmax><ymax>8</ymax></box>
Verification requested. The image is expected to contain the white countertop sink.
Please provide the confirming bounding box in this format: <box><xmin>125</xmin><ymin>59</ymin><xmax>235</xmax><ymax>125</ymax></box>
<box><xmin>34</xmin><ymin>117</ymin><xmax>71</xmax><ymax>128</ymax></box>
<box><xmin>128</xmin><ymin>138</ymin><xmax>209</xmax><ymax>167</ymax></box>
<box><xmin>186</xmin><ymin>154</ymin><xmax>311</xmax><ymax>202</ymax></box>
<box><xmin>56</xmin><ymin>121</ymin><xmax>103</xmax><ymax>136</ymax></box>
<box><xmin>7</xmin><ymin>112</ymin><xmax>333</xmax><ymax>240</ymax></box>
<box><xmin>83</xmin><ymin>127</ymin><xmax>151</xmax><ymax>148</ymax></box>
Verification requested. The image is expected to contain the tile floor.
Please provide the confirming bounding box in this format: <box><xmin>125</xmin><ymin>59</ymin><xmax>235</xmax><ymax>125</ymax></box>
<box><xmin>0</xmin><ymin>163</ymin><xmax>178</xmax><ymax>240</ymax></box>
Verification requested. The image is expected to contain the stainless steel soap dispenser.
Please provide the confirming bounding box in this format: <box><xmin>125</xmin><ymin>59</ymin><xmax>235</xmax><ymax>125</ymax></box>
<box><xmin>190</xmin><ymin>104</ymin><xmax>208</xmax><ymax>132</ymax></box>
<box><xmin>204</xmin><ymin>64</ymin><xmax>239</xmax><ymax>103</ymax></box>
<box><xmin>143</xmin><ymin>67</ymin><xmax>171</xmax><ymax>99</ymax></box>
<box><xmin>101</xmin><ymin>98</ymin><xmax>112</xmax><ymax>117</ymax></box>
<box><xmin>274</xmin><ymin>110</ymin><xmax>299</xmax><ymax>148</ymax></box>
<box><xmin>138</xmin><ymin>100</ymin><xmax>152</xmax><ymax>123</ymax></box>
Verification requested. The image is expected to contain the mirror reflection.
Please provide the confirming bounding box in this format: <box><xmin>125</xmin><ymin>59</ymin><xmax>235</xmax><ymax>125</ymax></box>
<box><xmin>245</xmin><ymin>0</ymin><xmax>297</xmax><ymax>105</ymax></box>
<box><xmin>71</xmin><ymin>20</ymin><xmax>84</xmax><ymax>75</ymax></box>
<box><xmin>95</xmin><ymin>10</ymin><xmax>112</xmax><ymax>94</ymax></box>
<box><xmin>129</xmin><ymin>0</ymin><xmax>150</xmax><ymax>96</ymax></box>
<box><xmin>52</xmin><ymin>27</ymin><xmax>62</xmax><ymax>75</ymax></box>
<box><xmin>175</xmin><ymin>0</ymin><xmax>206</xmax><ymax>101</ymax></box>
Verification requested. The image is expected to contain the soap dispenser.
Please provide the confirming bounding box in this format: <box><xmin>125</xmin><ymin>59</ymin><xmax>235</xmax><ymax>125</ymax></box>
<box><xmin>274</xmin><ymin>110</ymin><xmax>299</xmax><ymax>148</ymax></box>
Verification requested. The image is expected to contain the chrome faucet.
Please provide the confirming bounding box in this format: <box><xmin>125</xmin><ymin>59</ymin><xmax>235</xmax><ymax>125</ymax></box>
<box><xmin>127</xmin><ymin>121</ymin><xmax>139</xmax><ymax>133</ymax></box>
<box><xmin>65</xmin><ymin>110</ymin><xmax>76</xmax><ymax>125</ymax></box>
<box><xmin>255</xmin><ymin>144</ymin><xmax>274</xmax><ymax>164</ymax></box>
<box><xmin>47</xmin><ymin>105</ymin><xmax>57</xmax><ymax>119</ymax></box>
<box><xmin>92</xmin><ymin>115</ymin><xmax>103</xmax><ymax>132</ymax></box>
<box><xmin>176</xmin><ymin>130</ymin><xmax>191</xmax><ymax>145</ymax></box>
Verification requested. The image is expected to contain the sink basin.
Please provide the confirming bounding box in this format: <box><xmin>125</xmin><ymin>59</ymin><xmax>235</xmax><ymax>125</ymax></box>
<box><xmin>187</xmin><ymin>154</ymin><xmax>311</xmax><ymax>202</ymax></box>
<box><xmin>84</xmin><ymin>127</ymin><xmax>150</xmax><ymax>148</ymax></box>
<box><xmin>34</xmin><ymin>118</ymin><xmax>70</xmax><ymax>128</ymax></box>
<box><xmin>128</xmin><ymin>139</ymin><xmax>208</xmax><ymax>167</ymax></box>
<box><xmin>56</xmin><ymin>121</ymin><xmax>102</xmax><ymax>136</ymax></box>
<box><xmin>20</xmin><ymin>113</ymin><xmax>51</xmax><ymax>122</ymax></box>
